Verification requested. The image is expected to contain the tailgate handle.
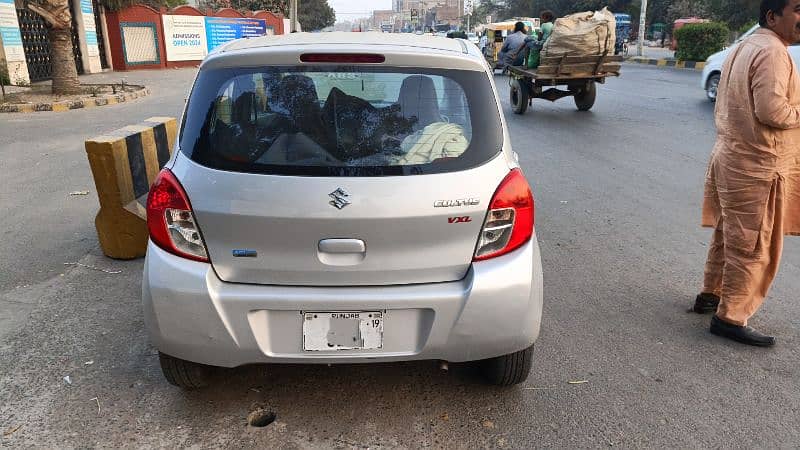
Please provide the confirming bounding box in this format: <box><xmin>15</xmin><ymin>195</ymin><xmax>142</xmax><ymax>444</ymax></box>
<box><xmin>318</xmin><ymin>239</ymin><xmax>366</xmax><ymax>254</ymax></box>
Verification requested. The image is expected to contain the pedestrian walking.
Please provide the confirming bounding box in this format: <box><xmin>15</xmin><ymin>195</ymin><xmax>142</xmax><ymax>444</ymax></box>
<box><xmin>479</xmin><ymin>31</ymin><xmax>489</xmax><ymax>54</ymax></box>
<box><xmin>695</xmin><ymin>0</ymin><xmax>800</xmax><ymax>346</ymax></box>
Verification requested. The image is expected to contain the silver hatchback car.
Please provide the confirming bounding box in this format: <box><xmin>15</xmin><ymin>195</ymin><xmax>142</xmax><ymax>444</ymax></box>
<box><xmin>143</xmin><ymin>32</ymin><xmax>543</xmax><ymax>388</ymax></box>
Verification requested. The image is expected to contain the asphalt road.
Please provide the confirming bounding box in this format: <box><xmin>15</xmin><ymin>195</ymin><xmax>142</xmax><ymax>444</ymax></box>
<box><xmin>2</xmin><ymin>64</ymin><xmax>800</xmax><ymax>448</ymax></box>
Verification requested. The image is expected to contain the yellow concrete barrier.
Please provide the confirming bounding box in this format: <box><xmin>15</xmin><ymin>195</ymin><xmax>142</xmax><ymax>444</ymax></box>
<box><xmin>85</xmin><ymin>117</ymin><xmax>177</xmax><ymax>259</ymax></box>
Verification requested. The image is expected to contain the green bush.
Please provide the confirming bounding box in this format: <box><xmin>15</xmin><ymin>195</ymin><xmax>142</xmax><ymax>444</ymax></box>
<box><xmin>675</xmin><ymin>22</ymin><xmax>730</xmax><ymax>62</ymax></box>
<box><xmin>738</xmin><ymin>19</ymin><xmax>758</xmax><ymax>35</ymax></box>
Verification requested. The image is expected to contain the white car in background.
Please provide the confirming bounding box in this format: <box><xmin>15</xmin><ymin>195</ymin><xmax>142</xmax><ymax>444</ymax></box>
<box><xmin>467</xmin><ymin>32</ymin><xmax>479</xmax><ymax>45</ymax></box>
<box><xmin>702</xmin><ymin>24</ymin><xmax>800</xmax><ymax>101</ymax></box>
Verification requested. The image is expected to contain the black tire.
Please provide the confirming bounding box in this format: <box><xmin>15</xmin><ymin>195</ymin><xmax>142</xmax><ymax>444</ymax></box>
<box><xmin>480</xmin><ymin>345</ymin><xmax>534</xmax><ymax>386</ymax></box>
<box><xmin>706</xmin><ymin>73</ymin><xmax>720</xmax><ymax>103</ymax></box>
<box><xmin>510</xmin><ymin>78</ymin><xmax>529</xmax><ymax>115</ymax></box>
<box><xmin>574</xmin><ymin>81</ymin><xmax>597</xmax><ymax>111</ymax></box>
<box><xmin>159</xmin><ymin>352</ymin><xmax>213</xmax><ymax>389</ymax></box>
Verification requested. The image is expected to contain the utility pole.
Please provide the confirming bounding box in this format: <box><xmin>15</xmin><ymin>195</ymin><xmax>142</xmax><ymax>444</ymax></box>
<box><xmin>637</xmin><ymin>0</ymin><xmax>648</xmax><ymax>56</ymax></box>
<box><xmin>290</xmin><ymin>0</ymin><xmax>299</xmax><ymax>32</ymax></box>
<box><xmin>464</xmin><ymin>0</ymin><xmax>472</xmax><ymax>32</ymax></box>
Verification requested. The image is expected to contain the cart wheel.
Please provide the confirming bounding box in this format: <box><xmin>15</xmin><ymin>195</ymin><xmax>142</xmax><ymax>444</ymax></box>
<box><xmin>574</xmin><ymin>81</ymin><xmax>597</xmax><ymax>111</ymax></box>
<box><xmin>510</xmin><ymin>78</ymin><xmax>529</xmax><ymax>115</ymax></box>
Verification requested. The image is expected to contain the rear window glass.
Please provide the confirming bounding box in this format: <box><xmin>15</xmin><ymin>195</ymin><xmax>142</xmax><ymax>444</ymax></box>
<box><xmin>179</xmin><ymin>65</ymin><xmax>503</xmax><ymax>176</ymax></box>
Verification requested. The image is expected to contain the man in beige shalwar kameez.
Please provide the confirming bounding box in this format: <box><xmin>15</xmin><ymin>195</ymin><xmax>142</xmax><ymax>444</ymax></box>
<box><xmin>694</xmin><ymin>0</ymin><xmax>800</xmax><ymax>346</ymax></box>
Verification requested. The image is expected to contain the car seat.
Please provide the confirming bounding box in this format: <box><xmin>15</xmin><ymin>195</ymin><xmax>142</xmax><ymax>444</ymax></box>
<box><xmin>275</xmin><ymin>75</ymin><xmax>321</xmax><ymax>126</ymax></box>
<box><xmin>274</xmin><ymin>74</ymin><xmax>330</xmax><ymax>147</ymax></box>
<box><xmin>398</xmin><ymin>75</ymin><xmax>442</xmax><ymax>131</ymax></box>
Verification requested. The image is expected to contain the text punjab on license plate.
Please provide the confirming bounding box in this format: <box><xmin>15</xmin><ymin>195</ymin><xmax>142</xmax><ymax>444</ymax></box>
<box><xmin>303</xmin><ymin>311</ymin><xmax>384</xmax><ymax>351</ymax></box>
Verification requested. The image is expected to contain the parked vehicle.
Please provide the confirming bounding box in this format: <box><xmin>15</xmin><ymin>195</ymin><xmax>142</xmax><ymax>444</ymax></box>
<box><xmin>700</xmin><ymin>24</ymin><xmax>800</xmax><ymax>102</ymax></box>
<box><xmin>144</xmin><ymin>32</ymin><xmax>543</xmax><ymax>389</ymax></box>
<box><xmin>614</xmin><ymin>13</ymin><xmax>632</xmax><ymax>55</ymax></box>
<box><xmin>467</xmin><ymin>32</ymin><xmax>479</xmax><ymax>45</ymax></box>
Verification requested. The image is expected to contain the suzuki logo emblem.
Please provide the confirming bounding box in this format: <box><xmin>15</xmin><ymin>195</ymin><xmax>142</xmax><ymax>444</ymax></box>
<box><xmin>329</xmin><ymin>188</ymin><xmax>351</xmax><ymax>210</ymax></box>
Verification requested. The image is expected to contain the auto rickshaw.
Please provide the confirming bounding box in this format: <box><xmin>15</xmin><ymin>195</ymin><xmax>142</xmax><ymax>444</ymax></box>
<box><xmin>482</xmin><ymin>18</ymin><xmax>540</xmax><ymax>69</ymax></box>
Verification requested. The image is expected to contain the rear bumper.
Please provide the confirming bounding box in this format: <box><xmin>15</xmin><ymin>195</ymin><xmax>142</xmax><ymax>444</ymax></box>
<box><xmin>142</xmin><ymin>237</ymin><xmax>543</xmax><ymax>367</ymax></box>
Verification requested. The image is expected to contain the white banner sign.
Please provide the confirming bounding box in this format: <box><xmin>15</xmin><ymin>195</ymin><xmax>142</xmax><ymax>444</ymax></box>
<box><xmin>79</xmin><ymin>0</ymin><xmax>100</xmax><ymax>57</ymax></box>
<box><xmin>162</xmin><ymin>15</ymin><xmax>207</xmax><ymax>62</ymax></box>
<box><xmin>0</xmin><ymin>0</ymin><xmax>25</xmax><ymax>62</ymax></box>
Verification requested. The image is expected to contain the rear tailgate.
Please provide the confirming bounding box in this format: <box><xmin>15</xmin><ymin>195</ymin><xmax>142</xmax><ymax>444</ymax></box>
<box><xmin>175</xmin><ymin>53</ymin><xmax>509</xmax><ymax>286</ymax></box>
<box><xmin>173</xmin><ymin>153</ymin><xmax>511</xmax><ymax>286</ymax></box>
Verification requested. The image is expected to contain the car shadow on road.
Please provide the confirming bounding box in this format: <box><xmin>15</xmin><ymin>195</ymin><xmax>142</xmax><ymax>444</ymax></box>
<box><xmin>143</xmin><ymin>359</ymin><xmax>527</xmax><ymax>441</ymax></box>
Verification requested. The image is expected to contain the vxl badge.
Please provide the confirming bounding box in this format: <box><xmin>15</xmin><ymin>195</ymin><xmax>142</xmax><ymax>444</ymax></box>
<box><xmin>329</xmin><ymin>188</ymin><xmax>351</xmax><ymax>209</ymax></box>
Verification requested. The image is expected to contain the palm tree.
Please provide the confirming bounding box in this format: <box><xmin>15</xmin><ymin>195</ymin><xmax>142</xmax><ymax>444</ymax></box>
<box><xmin>24</xmin><ymin>0</ymin><xmax>82</xmax><ymax>94</ymax></box>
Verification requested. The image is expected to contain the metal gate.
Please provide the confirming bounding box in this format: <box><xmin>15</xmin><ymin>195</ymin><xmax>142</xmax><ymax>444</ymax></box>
<box><xmin>70</xmin><ymin>1</ymin><xmax>84</xmax><ymax>74</ymax></box>
<box><xmin>92</xmin><ymin>0</ymin><xmax>108</xmax><ymax>69</ymax></box>
<box><xmin>16</xmin><ymin>1</ymin><xmax>84</xmax><ymax>82</ymax></box>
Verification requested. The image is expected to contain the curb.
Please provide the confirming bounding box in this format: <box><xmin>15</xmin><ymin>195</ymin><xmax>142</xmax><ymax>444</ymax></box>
<box><xmin>0</xmin><ymin>86</ymin><xmax>151</xmax><ymax>113</ymax></box>
<box><xmin>627</xmin><ymin>57</ymin><xmax>706</xmax><ymax>71</ymax></box>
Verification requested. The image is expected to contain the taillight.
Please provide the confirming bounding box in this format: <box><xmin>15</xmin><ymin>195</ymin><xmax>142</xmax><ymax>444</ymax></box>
<box><xmin>473</xmin><ymin>168</ymin><xmax>534</xmax><ymax>261</ymax></box>
<box><xmin>146</xmin><ymin>169</ymin><xmax>209</xmax><ymax>262</ymax></box>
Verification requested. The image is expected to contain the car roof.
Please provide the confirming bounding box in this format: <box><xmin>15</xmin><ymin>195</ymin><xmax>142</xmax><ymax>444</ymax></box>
<box><xmin>221</xmin><ymin>31</ymin><xmax>468</xmax><ymax>54</ymax></box>
<box><xmin>203</xmin><ymin>31</ymin><xmax>486</xmax><ymax>72</ymax></box>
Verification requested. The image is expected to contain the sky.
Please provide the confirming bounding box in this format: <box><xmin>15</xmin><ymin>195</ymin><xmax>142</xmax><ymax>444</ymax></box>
<box><xmin>329</xmin><ymin>0</ymin><xmax>393</xmax><ymax>21</ymax></box>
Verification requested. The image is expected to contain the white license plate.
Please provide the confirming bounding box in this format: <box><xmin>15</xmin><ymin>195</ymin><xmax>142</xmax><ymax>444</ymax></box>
<box><xmin>302</xmin><ymin>311</ymin><xmax>384</xmax><ymax>351</ymax></box>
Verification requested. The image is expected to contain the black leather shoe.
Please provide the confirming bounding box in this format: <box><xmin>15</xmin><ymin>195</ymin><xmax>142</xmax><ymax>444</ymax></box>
<box><xmin>693</xmin><ymin>293</ymin><xmax>720</xmax><ymax>314</ymax></box>
<box><xmin>710</xmin><ymin>315</ymin><xmax>776</xmax><ymax>347</ymax></box>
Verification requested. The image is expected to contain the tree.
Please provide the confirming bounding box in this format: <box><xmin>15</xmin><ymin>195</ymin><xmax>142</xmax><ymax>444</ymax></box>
<box><xmin>502</xmin><ymin>0</ymin><xmax>535</xmax><ymax>18</ymax></box>
<box><xmin>200</xmin><ymin>0</ymin><xmax>287</xmax><ymax>12</ymax></box>
<box><xmin>472</xmin><ymin>0</ymin><xmax>502</xmax><ymax>25</ymax></box>
<box><xmin>707</xmin><ymin>0</ymin><xmax>758</xmax><ymax>31</ymax></box>
<box><xmin>296</xmin><ymin>0</ymin><xmax>334</xmax><ymax>30</ymax></box>
<box><xmin>647</xmin><ymin>0</ymin><xmax>670</xmax><ymax>25</ymax></box>
<box><xmin>23</xmin><ymin>0</ymin><xmax>81</xmax><ymax>95</ymax></box>
<box><xmin>199</xmin><ymin>0</ymin><xmax>334</xmax><ymax>31</ymax></box>
<box><xmin>100</xmin><ymin>0</ymin><xmax>186</xmax><ymax>10</ymax></box>
<box><xmin>666</xmin><ymin>0</ymin><xmax>710</xmax><ymax>25</ymax></box>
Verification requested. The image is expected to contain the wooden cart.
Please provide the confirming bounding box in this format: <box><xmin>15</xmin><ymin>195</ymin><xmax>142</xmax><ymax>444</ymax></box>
<box><xmin>506</xmin><ymin>53</ymin><xmax>622</xmax><ymax>114</ymax></box>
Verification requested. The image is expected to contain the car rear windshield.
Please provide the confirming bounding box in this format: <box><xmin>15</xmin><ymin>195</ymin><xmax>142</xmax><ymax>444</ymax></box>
<box><xmin>179</xmin><ymin>65</ymin><xmax>503</xmax><ymax>176</ymax></box>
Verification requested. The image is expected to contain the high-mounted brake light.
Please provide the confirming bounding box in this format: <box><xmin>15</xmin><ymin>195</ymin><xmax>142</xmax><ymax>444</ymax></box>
<box><xmin>473</xmin><ymin>168</ymin><xmax>534</xmax><ymax>261</ymax></box>
<box><xmin>300</xmin><ymin>53</ymin><xmax>386</xmax><ymax>63</ymax></box>
<box><xmin>146</xmin><ymin>169</ymin><xmax>209</xmax><ymax>262</ymax></box>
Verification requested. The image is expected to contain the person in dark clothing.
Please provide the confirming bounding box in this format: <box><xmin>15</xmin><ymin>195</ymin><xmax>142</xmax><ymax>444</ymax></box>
<box><xmin>498</xmin><ymin>22</ymin><xmax>529</xmax><ymax>68</ymax></box>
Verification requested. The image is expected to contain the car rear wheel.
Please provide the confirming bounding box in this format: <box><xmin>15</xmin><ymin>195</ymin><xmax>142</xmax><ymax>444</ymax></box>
<box><xmin>510</xmin><ymin>78</ymin><xmax>529</xmax><ymax>115</ymax></box>
<box><xmin>159</xmin><ymin>352</ymin><xmax>214</xmax><ymax>389</ymax></box>
<box><xmin>574</xmin><ymin>81</ymin><xmax>597</xmax><ymax>111</ymax></box>
<box><xmin>480</xmin><ymin>345</ymin><xmax>534</xmax><ymax>386</ymax></box>
<box><xmin>706</xmin><ymin>73</ymin><xmax>720</xmax><ymax>102</ymax></box>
